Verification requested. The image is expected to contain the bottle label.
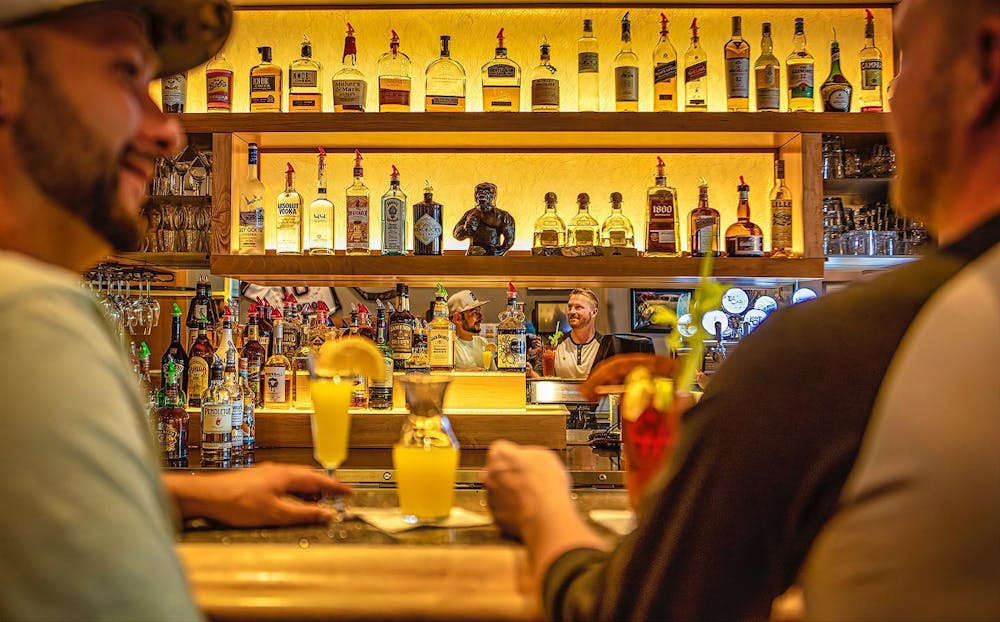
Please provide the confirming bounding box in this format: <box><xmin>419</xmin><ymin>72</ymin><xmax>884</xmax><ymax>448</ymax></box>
<box><xmin>531</xmin><ymin>79</ymin><xmax>560</xmax><ymax>107</ymax></box>
<box><xmin>756</xmin><ymin>65</ymin><xmax>781</xmax><ymax>110</ymax></box>
<box><xmin>538</xmin><ymin>230</ymin><xmax>560</xmax><ymax>247</ymax></box>
<box><xmin>346</xmin><ymin>197</ymin><xmax>370</xmax><ymax>250</ymax></box>
<box><xmin>371</xmin><ymin>356</ymin><xmax>394</xmax><ymax>389</ymax></box>
<box><xmin>202</xmin><ymin>403</ymin><xmax>232</xmax><ymax>435</ymax></box>
<box><xmin>487</xmin><ymin>64</ymin><xmax>516</xmax><ymax>79</ymax></box>
<box><xmin>162</xmin><ymin>74</ymin><xmax>186</xmax><ymax>107</ymax></box>
<box><xmin>290</xmin><ymin>94</ymin><xmax>321</xmax><ymax>110</ymax></box>
<box><xmin>290</xmin><ymin>69</ymin><xmax>318</xmax><ymax>88</ymax></box>
<box><xmin>647</xmin><ymin>192</ymin><xmax>677</xmax><ymax>252</ymax></box>
<box><xmin>497</xmin><ymin>332</ymin><xmax>526</xmax><ymax>371</ymax></box>
<box><xmin>205</xmin><ymin>70</ymin><xmax>232</xmax><ymax>108</ymax></box>
<box><xmin>726</xmin><ymin>234</ymin><xmax>764</xmax><ymax>256</ymax></box>
<box><xmin>379</xmin><ymin>78</ymin><xmax>411</xmax><ymax>106</ymax></box>
<box><xmin>333</xmin><ymin>80</ymin><xmax>367</xmax><ymax>108</ymax></box>
<box><xmin>726</xmin><ymin>58</ymin><xmax>750</xmax><ymax>98</ymax></box>
<box><xmin>263</xmin><ymin>366</ymin><xmax>287</xmax><ymax>403</ymax></box>
<box><xmin>654</xmin><ymin>61</ymin><xmax>677</xmax><ymax>83</ymax></box>
<box><xmin>578</xmin><ymin>52</ymin><xmax>599</xmax><ymax>74</ymax></box>
<box><xmin>861</xmin><ymin>59</ymin><xmax>883</xmax><ymax>89</ymax></box>
<box><xmin>188</xmin><ymin>358</ymin><xmax>209</xmax><ymax>400</ymax></box>
<box><xmin>608</xmin><ymin>231</ymin><xmax>627</xmax><ymax>246</ymax></box>
<box><xmin>615</xmin><ymin>67</ymin><xmax>639</xmax><ymax>102</ymax></box>
<box><xmin>295</xmin><ymin>371</ymin><xmax>311</xmax><ymax>403</ymax></box>
<box><xmin>573</xmin><ymin>229</ymin><xmax>595</xmax><ymax>246</ymax></box>
<box><xmin>414</xmin><ymin>213</ymin><xmax>443</xmax><ymax>245</ymax></box>
<box><xmin>276</xmin><ymin>201</ymin><xmax>301</xmax><ymax>251</ymax></box>
<box><xmin>239</xmin><ymin>205</ymin><xmax>264</xmax><ymax>251</ymax></box>
<box><xmin>246</xmin><ymin>361</ymin><xmax>262</xmax><ymax>396</ymax></box>
<box><xmin>382</xmin><ymin>197</ymin><xmax>404</xmax><ymax>251</ymax></box>
<box><xmin>826</xmin><ymin>88</ymin><xmax>851</xmax><ymax>112</ymax></box>
<box><xmin>230</xmin><ymin>399</ymin><xmax>244</xmax><ymax>444</ymax></box>
<box><xmin>685</xmin><ymin>61</ymin><xmax>708</xmax><ymax>83</ymax></box>
<box><xmin>694</xmin><ymin>216</ymin><xmax>716</xmax><ymax>253</ymax></box>
<box><xmin>771</xmin><ymin>199</ymin><xmax>793</xmax><ymax>249</ymax></box>
<box><xmin>649</xmin><ymin>194</ymin><xmax>675</xmax><ymax>217</ymax></box>
<box><xmin>157</xmin><ymin>420</ymin><xmax>179</xmax><ymax>454</ymax></box>
<box><xmin>194</xmin><ymin>304</ymin><xmax>208</xmax><ymax>321</ymax></box>
<box><xmin>282</xmin><ymin>327</ymin><xmax>298</xmax><ymax>353</ymax></box>
<box><xmin>788</xmin><ymin>64</ymin><xmax>814</xmax><ymax>99</ymax></box>
<box><xmin>309</xmin><ymin>208</ymin><xmax>332</xmax><ymax>247</ymax></box>
<box><xmin>251</xmin><ymin>75</ymin><xmax>276</xmax><ymax>96</ymax></box>
<box><xmin>389</xmin><ymin>323</ymin><xmax>413</xmax><ymax>358</ymax></box>
<box><xmin>429</xmin><ymin>96</ymin><xmax>460</xmax><ymax>107</ymax></box>
<box><xmin>428</xmin><ymin>330</ymin><xmax>454</xmax><ymax>367</ymax></box>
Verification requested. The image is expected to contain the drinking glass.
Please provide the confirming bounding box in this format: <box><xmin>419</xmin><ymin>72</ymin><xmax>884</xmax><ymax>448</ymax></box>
<box><xmin>310</xmin><ymin>371</ymin><xmax>354</xmax><ymax>519</ymax></box>
<box><xmin>541</xmin><ymin>345</ymin><xmax>557</xmax><ymax>377</ymax></box>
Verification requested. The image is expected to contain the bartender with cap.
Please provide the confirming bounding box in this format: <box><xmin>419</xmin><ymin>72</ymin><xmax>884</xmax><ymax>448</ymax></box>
<box><xmin>448</xmin><ymin>289</ymin><xmax>495</xmax><ymax>370</ymax></box>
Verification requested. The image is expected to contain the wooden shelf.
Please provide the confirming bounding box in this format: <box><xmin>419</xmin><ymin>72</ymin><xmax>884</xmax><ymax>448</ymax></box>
<box><xmin>115</xmin><ymin>252</ymin><xmax>211</xmax><ymax>269</ymax></box>
<box><xmin>234</xmin><ymin>0</ymin><xmax>899</xmax><ymax>7</ymax></box>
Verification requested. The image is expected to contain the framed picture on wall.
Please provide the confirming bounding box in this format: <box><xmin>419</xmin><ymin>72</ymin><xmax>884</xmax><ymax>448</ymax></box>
<box><xmin>630</xmin><ymin>289</ymin><xmax>691</xmax><ymax>333</ymax></box>
<box><xmin>534</xmin><ymin>301</ymin><xmax>570</xmax><ymax>335</ymax></box>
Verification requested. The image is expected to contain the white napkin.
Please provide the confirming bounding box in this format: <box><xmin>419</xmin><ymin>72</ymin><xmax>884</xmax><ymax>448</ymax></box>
<box><xmin>354</xmin><ymin>507</ymin><xmax>493</xmax><ymax>533</ymax></box>
<box><xmin>588</xmin><ymin>509</ymin><xmax>637</xmax><ymax>536</ymax></box>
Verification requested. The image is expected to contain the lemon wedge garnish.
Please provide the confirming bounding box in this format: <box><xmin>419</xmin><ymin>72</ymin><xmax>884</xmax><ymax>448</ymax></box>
<box><xmin>316</xmin><ymin>336</ymin><xmax>386</xmax><ymax>381</ymax></box>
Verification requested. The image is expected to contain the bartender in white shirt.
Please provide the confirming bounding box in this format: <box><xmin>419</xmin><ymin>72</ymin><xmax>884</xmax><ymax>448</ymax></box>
<box><xmin>448</xmin><ymin>290</ymin><xmax>495</xmax><ymax>370</ymax></box>
<box><xmin>553</xmin><ymin>288</ymin><xmax>604</xmax><ymax>379</ymax></box>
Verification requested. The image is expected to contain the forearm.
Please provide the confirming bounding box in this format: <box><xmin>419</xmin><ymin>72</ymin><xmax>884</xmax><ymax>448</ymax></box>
<box><xmin>522</xmin><ymin>502</ymin><xmax>609</xmax><ymax>585</ymax></box>
<box><xmin>162</xmin><ymin>472</ymin><xmax>231</xmax><ymax>521</ymax></box>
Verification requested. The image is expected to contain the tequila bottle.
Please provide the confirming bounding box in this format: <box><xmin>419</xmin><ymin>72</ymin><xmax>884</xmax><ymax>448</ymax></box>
<box><xmin>787</xmin><ymin>18</ymin><xmax>816</xmax><ymax>112</ymax></box>
<box><xmin>614</xmin><ymin>12</ymin><xmax>640</xmax><ymax>112</ymax></box>
<box><xmin>684</xmin><ymin>18</ymin><xmax>708</xmax><ymax>111</ymax></box>
<box><xmin>769</xmin><ymin>159</ymin><xmax>794</xmax><ymax>257</ymax></box>
<box><xmin>689</xmin><ymin>179</ymin><xmax>721</xmax><ymax>257</ymax></box>
<box><xmin>381</xmin><ymin>165</ymin><xmax>407</xmax><ymax>255</ymax></box>
<box><xmin>577</xmin><ymin>19</ymin><xmax>599</xmax><ymax>112</ymax></box>
<box><xmin>205</xmin><ymin>53</ymin><xmax>234</xmax><ymax>112</ymax></box>
<box><xmin>289</xmin><ymin>35</ymin><xmax>322</xmax><ymax>112</ymax></box>
<box><xmin>425</xmin><ymin>35</ymin><xmax>466</xmax><ymax>112</ymax></box>
<box><xmin>653</xmin><ymin>13</ymin><xmax>679</xmax><ymax>112</ymax></box>
<box><xmin>644</xmin><ymin>157</ymin><xmax>680</xmax><ymax>256</ymax></box>
<box><xmin>155</xmin><ymin>361</ymin><xmax>188</xmax><ymax>467</ymax></box>
<box><xmin>532</xmin><ymin>191</ymin><xmax>567</xmax><ymax>251</ymax></box>
<box><xmin>567</xmin><ymin>193</ymin><xmax>600</xmax><ymax>247</ymax></box>
<box><xmin>427</xmin><ymin>284</ymin><xmax>455</xmax><ymax>371</ymax></box>
<box><xmin>378</xmin><ymin>30</ymin><xmax>412</xmax><ymax>112</ymax></box>
<box><xmin>412</xmin><ymin>181</ymin><xmax>444</xmax><ymax>255</ymax></box>
<box><xmin>496</xmin><ymin>283</ymin><xmax>526</xmax><ymax>373</ymax></box>
<box><xmin>240</xmin><ymin>306</ymin><xmax>267</xmax><ymax>407</ymax></box>
<box><xmin>250</xmin><ymin>46</ymin><xmax>282</xmax><ymax>112</ymax></box>
<box><xmin>724</xmin><ymin>16</ymin><xmax>751</xmax><ymax>112</ymax></box>
<box><xmin>601</xmin><ymin>192</ymin><xmax>635</xmax><ymax>248</ymax></box>
<box><xmin>161</xmin><ymin>72</ymin><xmax>186</xmax><ymax>113</ymax></box>
<box><xmin>530</xmin><ymin>37</ymin><xmax>560</xmax><ymax>112</ymax></box>
<box><xmin>239</xmin><ymin>142</ymin><xmax>265</xmax><ymax>254</ymax></box>
<box><xmin>859</xmin><ymin>9</ymin><xmax>884</xmax><ymax>112</ymax></box>
<box><xmin>263</xmin><ymin>311</ymin><xmax>292</xmax><ymax>410</ymax></box>
<box><xmin>482</xmin><ymin>28</ymin><xmax>521</xmax><ymax>112</ymax></box>
<box><xmin>724</xmin><ymin>176</ymin><xmax>764</xmax><ymax>256</ymax></box>
<box><xmin>306</xmin><ymin>147</ymin><xmax>334</xmax><ymax>255</ymax></box>
<box><xmin>187</xmin><ymin>316</ymin><xmax>215</xmax><ymax>408</ymax></box>
<box><xmin>754</xmin><ymin>23</ymin><xmax>781</xmax><ymax>112</ymax></box>
<box><xmin>389</xmin><ymin>283</ymin><xmax>415</xmax><ymax>370</ymax></box>
<box><xmin>201</xmin><ymin>360</ymin><xmax>232</xmax><ymax>466</ymax></box>
<box><xmin>333</xmin><ymin>23</ymin><xmax>367</xmax><ymax>113</ymax></box>
<box><xmin>345</xmin><ymin>149</ymin><xmax>371</xmax><ymax>255</ymax></box>
<box><xmin>821</xmin><ymin>31</ymin><xmax>853</xmax><ymax>112</ymax></box>
<box><xmin>222</xmin><ymin>349</ymin><xmax>244</xmax><ymax>463</ymax></box>
<box><xmin>369</xmin><ymin>301</ymin><xmax>395</xmax><ymax>410</ymax></box>
<box><xmin>161</xmin><ymin>303</ymin><xmax>189</xmax><ymax>394</ymax></box>
<box><xmin>275</xmin><ymin>163</ymin><xmax>303</xmax><ymax>255</ymax></box>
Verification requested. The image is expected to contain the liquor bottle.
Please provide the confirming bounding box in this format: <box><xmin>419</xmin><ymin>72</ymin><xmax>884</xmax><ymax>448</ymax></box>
<box><xmin>644</xmin><ymin>156</ymin><xmax>680</xmax><ymax>256</ymax></box>
<box><xmin>161</xmin><ymin>72</ymin><xmax>186</xmax><ymax>113</ymax></box>
<box><xmin>684</xmin><ymin>19</ymin><xmax>708</xmax><ymax>112</ymax></box>
<box><xmin>188</xmin><ymin>316</ymin><xmax>215</xmax><ymax>408</ymax></box>
<box><xmin>378</xmin><ymin>30</ymin><xmax>412</xmax><ymax>112</ymax></box>
<box><xmin>186</xmin><ymin>277</ymin><xmax>215</xmax><ymax>335</ymax></box>
<box><xmin>137</xmin><ymin>342</ymin><xmax>156</xmax><ymax>413</ymax></box>
<box><xmin>162</xmin><ymin>303</ymin><xmax>189</xmax><ymax>394</ymax></box>
<box><xmin>369</xmin><ymin>301</ymin><xmax>395</xmax><ymax>410</ymax></box>
<box><xmin>201</xmin><ymin>360</ymin><xmax>232</xmax><ymax>466</ymax></box>
<box><xmin>306</xmin><ymin>147</ymin><xmax>334</xmax><ymax>255</ymax></box>
<box><xmin>156</xmin><ymin>361</ymin><xmax>188</xmax><ymax>467</ymax></box>
<box><xmin>425</xmin><ymin>35</ymin><xmax>466</xmax><ymax>112</ymax></box>
<box><xmin>289</xmin><ymin>35</ymin><xmax>322</xmax><ymax>112</ymax></box>
<box><xmin>275</xmin><ymin>162</ymin><xmax>303</xmax><ymax>255</ymax></box>
<box><xmin>407</xmin><ymin>321</ymin><xmax>430</xmax><ymax>373</ymax></box>
<box><xmin>412</xmin><ymin>181</ymin><xmax>444</xmax><ymax>255</ymax></box>
<box><xmin>601</xmin><ymin>192</ymin><xmax>635</xmax><ymax>248</ymax></box>
<box><xmin>281</xmin><ymin>293</ymin><xmax>303</xmax><ymax>358</ymax></box>
<box><xmin>256</xmin><ymin>298</ymin><xmax>274</xmax><ymax>356</ymax></box>
<box><xmin>614</xmin><ymin>12</ymin><xmax>640</xmax><ymax>112</ymax></box>
<box><xmin>380</xmin><ymin>165</ymin><xmax>407</xmax><ymax>255</ymax></box>
<box><xmin>222</xmin><ymin>349</ymin><xmax>244</xmax><ymax>463</ymax></box>
<box><xmin>532</xmin><ymin>191</ymin><xmax>567</xmax><ymax>251</ymax></box>
<box><xmin>787</xmin><ymin>18</ymin><xmax>816</xmax><ymax>112</ymax></box>
<box><xmin>241</xmin><ymin>306</ymin><xmax>267</xmax><ymax>407</ymax></box>
<box><xmin>215</xmin><ymin>306</ymin><xmax>237</xmax><ymax>365</ymax></box>
<box><xmin>530</xmin><ymin>37</ymin><xmax>560</xmax><ymax>113</ymax></box>
<box><xmin>239</xmin><ymin>142</ymin><xmax>265</xmax><ymax>254</ymax></box>
<box><xmin>291</xmin><ymin>321</ymin><xmax>312</xmax><ymax>410</ymax></box>
<box><xmin>389</xmin><ymin>284</ymin><xmax>415</xmax><ymax>370</ymax></box>
<box><xmin>482</xmin><ymin>28</ymin><xmax>521</xmax><ymax>112</ymax></box>
<box><xmin>333</xmin><ymin>23</ymin><xmax>367</xmax><ymax>113</ymax></box>
<box><xmin>653</xmin><ymin>13</ymin><xmax>679</xmax><ymax>112</ymax></box>
<box><xmin>577</xmin><ymin>19</ymin><xmax>599</xmax><ymax>112</ymax></box>
<box><xmin>725</xmin><ymin>176</ymin><xmax>764</xmax><ymax>256</ymax></box>
<box><xmin>428</xmin><ymin>284</ymin><xmax>455</xmax><ymax>371</ymax></box>
<box><xmin>357</xmin><ymin>304</ymin><xmax>376</xmax><ymax>342</ymax></box>
<box><xmin>567</xmin><ymin>193</ymin><xmax>600</xmax><ymax>247</ymax></box>
<box><xmin>346</xmin><ymin>149</ymin><xmax>371</xmax><ymax>255</ymax></box>
<box><xmin>724</xmin><ymin>16</ymin><xmax>751</xmax><ymax>112</ymax></box>
<box><xmin>307</xmin><ymin>301</ymin><xmax>332</xmax><ymax>352</ymax></box>
<box><xmin>263</xmin><ymin>310</ymin><xmax>292</xmax><ymax>410</ymax></box>
<box><xmin>754</xmin><ymin>23</ymin><xmax>781</xmax><ymax>112</ymax></box>
<box><xmin>250</xmin><ymin>46</ymin><xmax>282</xmax><ymax>112</ymax></box>
<box><xmin>859</xmin><ymin>9</ymin><xmax>884</xmax><ymax>112</ymax></box>
<box><xmin>821</xmin><ymin>31</ymin><xmax>853</xmax><ymax>112</ymax></box>
<box><xmin>689</xmin><ymin>179</ymin><xmax>721</xmax><ymax>257</ymax></box>
<box><xmin>769</xmin><ymin>159</ymin><xmax>794</xmax><ymax>257</ymax></box>
<box><xmin>496</xmin><ymin>282</ymin><xmax>526</xmax><ymax>373</ymax></box>
<box><xmin>237</xmin><ymin>358</ymin><xmax>255</xmax><ymax>463</ymax></box>
<box><xmin>205</xmin><ymin>53</ymin><xmax>234</xmax><ymax>112</ymax></box>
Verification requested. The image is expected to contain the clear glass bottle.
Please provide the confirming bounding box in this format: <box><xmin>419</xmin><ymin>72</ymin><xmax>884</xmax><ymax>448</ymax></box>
<box><xmin>275</xmin><ymin>162</ymin><xmax>303</xmax><ymax>255</ymax></box>
<box><xmin>770</xmin><ymin>159</ymin><xmax>794</xmax><ymax>257</ymax></box>
<box><xmin>238</xmin><ymin>142</ymin><xmax>265</xmax><ymax>254</ymax></box>
<box><xmin>684</xmin><ymin>18</ymin><xmax>708</xmax><ymax>112</ymax></box>
<box><xmin>345</xmin><ymin>149</ymin><xmax>371</xmax><ymax>255</ymax></box>
<box><xmin>724</xmin><ymin>16</ymin><xmax>750</xmax><ymax>112</ymax></box>
<box><xmin>378</xmin><ymin>30</ymin><xmax>412</xmax><ymax>112</ymax></box>
<box><xmin>859</xmin><ymin>9</ymin><xmax>884</xmax><ymax>112</ymax></box>
<box><xmin>332</xmin><ymin>23</ymin><xmax>367</xmax><ymax>113</ymax></box>
<box><xmin>412</xmin><ymin>181</ymin><xmax>444</xmax><ymax>255</ymax></box>
<box><xmin>306</xmin><ymin>147</ymin><xmax>334</xmax><ymax>255</ymax></box>
<box><xmin>644</xmin><ymin>157</ymin><xmax>680</xmax><ymax>256</ymax></box>
<box><xmin>821</xmin><ymin>31</ymin><xmax>853</xmax><ymax>112</ymax></box>
<box><xmin>389</xmin><ymin>284</ymin><xmax>416</xmax><ymax>371</ymax></box>
<box><xmin>601</xmin><ymin>192</ymin><xmax>635</xmax><ymax>248</ymax></box>
<box><xmin>250</xmin><ymin>46</ymin><xmax>282</xmax><ymax>112</ymax></box>
<box><xmin>222</xmin><ymin>349</ymin><xmax>245</xmax><ymax>463</ymax></box>
<box><xmin>496</xmin><ymin>283</ymin><xmax>526</xmax><ymax>373</ymax></box>
<box><xmin>381</xmin><ymin>165</ymin><xmax>407</xmax><ymax>256</ymax></box>
<box><xmin>201</xmin><ymin>360</ymin><xmax>232</xmax><ymax>466</ymax></box>
<box><xmin>614</xmin><ymin>12</ymin><xmax>640</xmax><ymax>112</ymax></box>
<box><xmin>161</xmin><ymin>72</ymin><xmax>186</xmax><ymax>113</ymax></box>
<box><xmin>289</xmin><ymin>35</ymin><xmax>322</xmax><ymax>112</ymax></box>
<box><xmin>427</xmin><ymin>284</ymin><xmax>455</xmax><ymax>371</ymax></box>
<box><xmin>577</xmin><ymin>19</ymin><xmax>599</xmax><ymax>112</ymax></box>
<box><xmin>369</xmin><ymin>301</ymin><xmax>395</xmax><ymax>410</ymax></box>
<box><xmin>653</xmin><ymin>13</ymin><xmax>679</xmax><ymax>112</ymax></box>
<box><xmin>425</xmin><ymin>35</ymin><xmax>466</xmax><ymax>112</ymax></box>
<box><xmin>689</xmin><ymin>179</ymin><xmax>721</xmax><ymax>257</ymax></box>
<box><xmin>482</xmin><ymin>28</ymin><xmax>521</xmax><ymax>112</ymax></box>
<box><xmin>724</xmin><ymin>176</ymin><xmax>764</xmax><ymax>256</ymax></box>
<box><xmin>754</xmin><ymin>23</ymin><xmax>781</xmax><ymax>112</ymax></box>
<box><xmin>238</xmin><ymin>358</ymin><xmax>256</xmax><ymax>464</ymax></box>
<box><xmin>532</xmin><ymin>191</ymin><xmax>567</xmax><ymax>251</ymax></box>
<box><xmin>263</xmin><ymin>311</ymin><xmax>292</xmax><ymax>410</ymax></box>
<box><xmin>205</xmin><ymin>53</ymin><xmax>234</xmax><ymax>112</ymax></box>
<box><xmin>787</xmin><ymin>18</ymin><xmax>816</xmax><ymax>112</ymax></box>
<box><xmin>567</xmin><ymin>193</ymin><xmax>600</xmax><ymax>247</ymax></box>
<box><xmin>530</xmin><ymin>37</ymin><xmax>560</xmax><ymax>112</ymax></box>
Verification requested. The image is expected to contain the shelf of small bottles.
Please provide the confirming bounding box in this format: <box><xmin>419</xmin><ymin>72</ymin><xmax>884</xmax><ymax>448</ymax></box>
<box><xmin>177</xmin><ymin>112</ymin><xmax>889</xmax><ymax>151</ymax></box>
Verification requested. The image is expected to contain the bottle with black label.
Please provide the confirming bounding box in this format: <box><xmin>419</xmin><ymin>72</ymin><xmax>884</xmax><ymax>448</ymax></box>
<box><xmin>644</xmin><ymin>157</ymin><xmax>680</xmax><ymax>256</ymax></box>
<box><xmin>577</xmin><ymin>20</ymin><xmax>599</xmax><ymax>112</ymax></box>
<box><xmin>412</xmin><ymin>181</ymin><xmax>444</xmax><ymax>255</ymax></box>
<box><xmin>250</xmin><ymin>46</ymin><xmax>282</xmax><ymax>112</ymax></box>
<box><xmin>653</xmin><ymin>13</ymin><xmax>679</xmax><ymax>112</ymax></box>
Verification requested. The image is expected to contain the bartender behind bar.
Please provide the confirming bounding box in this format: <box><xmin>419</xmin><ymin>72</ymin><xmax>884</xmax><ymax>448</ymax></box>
<box><xmin>448</xmin><ymin>289</ymin><xmax>495</xmax><ymax>370</ymax></box>
<box><xmin>553</xmin><ymin>288</ymin><xmax>607</xmax><ymax>379</ymax></box>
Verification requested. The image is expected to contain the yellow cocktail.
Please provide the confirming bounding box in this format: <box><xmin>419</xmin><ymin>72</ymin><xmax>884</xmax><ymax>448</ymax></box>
<box><xmin>393</xmin><ymin>445</ymin><xmax>459</xmax><ymax>523</ymax></box>
<box><xmin>310</xmin><ymin>376</ymin><xmax>353</xmax><ymax>471</ymax></box>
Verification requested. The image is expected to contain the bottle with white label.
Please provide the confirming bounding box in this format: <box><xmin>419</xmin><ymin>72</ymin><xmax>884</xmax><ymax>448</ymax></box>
<box><xmin>530</xmin><ymin>37</ymin><xmax>560</xmax><ymax>112</ymax></box>
<box><xmin>769</xmin><ymin>159</ymin><xmax>794</xmax><ymax>257</ymax></box>
<box><xmin>786</xmin><ymin>17</ymin><xmax>816</xmax><ymax>112</ymax></box>
<box><xmin>653</xmin><ymin>13</ymin><xmax>679</xmax><ymax>112</ymax></box>
<box><xmin>724</xmin><ymin>176</ymin><xmax>764</xmax><ymax>257</ymax></box>
<box><xmin>238</xmin><ymin>143</ymin><xmax>265</xmax><ymax>254</ymax></box>
<box><xmin>346</xmin><ymin>149</ymin><xmax>370</xmax><ymax>255</ymax></box>
<box><xmin>333</xmin><ymin>23</ymin><xmax>367</xmax><ymax>112</ymax></box>
<box><xmin>688</xmin><ymin>179</ymin><xmax>721</xmax><ymax>257</ymax></box>
<box><xmin>263</xmin><ymin>313</ymin><xmax>292</xmax><ymax>410</ymax></box>
<box><xmin>275</xmin><ymin>163</ymin><xmax>303</xmax><ymax>255</ymax></box>
<box><xmin>614</xmin><ymin>12</ymin><xmax>640</xmax><ymax>112</ymax></box>
<box><xmin>684</xmin><ymin>18</ymin><xmax>708</xmax><ymax>112</ymax></box>
<box><xmin>577</xmin><ymin>19</ymin><xmax>599</xmax><ymax>112</ymax></box>
<box><xmin>161</xmin><ymin>73</ymin><xmax>186</xmax><ymax>113</ymax></box>
<box><xmin>859</xmin><ymin>9</ymin><xmax>884</xmax><ymax>112</ymax></box>
<box><xmin>381</xmin><ymin>165</ymin><xmax>407</xmax><ymax>255</ymax></box>
<box><xmin>289</xmin><ymin>35</ymin><xmax>322</xmax><ymax>112</ymax></box>
<box><xmin>724</xmin><ymin>16</ymin><xmax>750</xmax><ymax>112</ymax></box>
<box><xmin>412</xmin><ymin>182</ymin><xmax>444</xmax><ymax>255</ymax></box>
<box><xmin>754</xmin><ymin>23</ymin><xmax>781</xmax><ymax>112</ymax></box>
<box><xmin>482</xmin><ymin>28</ymin><xmax>521</xmax><ymax>112</ymax></box>
<box><xmin>306</xmin><ymin>147</ymin><xmax>334</xmax><ymax>255</ymax></box>
<box><xmin>201</xmin><ymin>360</ymin><xmax>232</xmax><ymax>466</ymax></box>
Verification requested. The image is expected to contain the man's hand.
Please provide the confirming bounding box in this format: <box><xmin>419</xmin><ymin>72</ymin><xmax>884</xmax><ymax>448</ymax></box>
<box><xmin>164</xmin><ymin>463</ymin><xmax>352</xmax><ymax>527</ymax></box>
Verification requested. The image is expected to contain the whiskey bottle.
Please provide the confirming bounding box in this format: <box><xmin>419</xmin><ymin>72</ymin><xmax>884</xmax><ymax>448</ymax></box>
<box><xmin>689</xmin><ymin>179</ymin><xmax>721</xmax><ymax>257</ymax></box>
<box><xmin>577</xmin><ymin>19</ymin><xmax>599</xmax><ymax>112</ymax></box>
<box><xmin>601</xmin><ymin>192</ymin><xmax>635</xmax><ymax>248</ymax></box>
<box><xmin>222</xmin><ymin>349</ymin><xmax>244</xmax><ymax>462</ymax></box>
<box><xmin>275</xmin><ymin>163</ymin><xmax>303</xmax><ymax>255</ymax></box>
<box><xmin>684</xmin><ymin>18</ymin><xmax>708</xmax><ymax>112</ymax></box>
<box><xmin>240</xmin><ymin>306</ymin><xmax>267</xmax><ymax>407</ymax></box>
<box><xmin>653</xmin><ymin>13</ymin><xmax>679</xmax><ymax>112</ymax></box>
<box><xmin>289</xmin><ymin>35</ymin><xmax>322</xmax><ymax>112</ymax></box>
<box><xmin>186</xmin><ymin>277</ymin><xmax>218</xmax><ymax>338</ymax></box>
<box><xmin>306</xmin><ymin>147</ymin><xmax>334</xmax><ymax>255</ymax></box>
<box><xmin>859</xmin><ymin>9</ymin><xmax>884</xmax><ymax>112</ymax></box>
<box><xmin>407</xmin><ymin>320</ymin><xmax>430</xmax><ymax>374</ymax></box>
<box><xmin>369</xmin><ymin>300</ymin><xmax>395</xmax><ymax>410</ymax></box>
<box><xmin>496</xmin><ymin>283</ymin><xmax>526</xmax><ymax>373</ymax></box>
<box><xmin>378</xmin><ymin>30</ymin><xmax>412</xmax><ymax>112</ymax></box>
<box><xmin>201</xmin><ymin>360</ymin><xmax>232</xmax><ymax>466</ymax></box>
<box><xmin>428</xmin><ymin>284</ymin><xmax>455</xmax><ymax>371</ymax></box>
<box><xmin>567</xmin><ymin>193</ymin><xmax>600</xmax><ymax>248</ymax></box>
<box><xmin>250</xmin><ymin>46</ymin><xmax>282</xmax><ymax>112</ymax></box>
<box><xmin>188</xmin><ymin>316</ymin><xmax>215</xmax><ymax>408</ymax></box>
<box><xmin>532</xmin><ymin>192</ymin><xmax>567</xmax><ymax>251</ymax></box>
<box><xmin>205</xmin><ymin>53</ymin><xmax>234</xmax><ymax>112</ymax></box>
<box><xmin>530</xmin><ymin>37</ymin><xmax>560</xmax><ymax>112</ymax></box>
<box><xmin>787</xmin><ymin>18</ymin><xmax>816</xmax><ymax>112</ymax></box>
<box><xmin>482</xmin><ymin>28</ymin><xmax>521</xmax><ymax>112</ymax></box>
<box><xmin>412</xmin><ymin>181</ymin><xmax>444</xmax><ymax>255</ymax></box>
<box><xmin>425</xmin><ymin>35</ymin><xmax>466</xmax><ymax>112</ymax></box>
<box><xmin>237</xmin><ymin>358</ymin><xmax>255</xmax><ymax>464</ymax></box>
<box><xmin>332</xmin><ymin>23</ymin><xmax>367</xmax><ymax>113</ymax></box>
<box><xmin>614</xmin><ymin>12</ymin><xmax>640</xmax><ymax>112</ymax></box>
<box><xmin>380</xmin><ymin>165</ymin><xmax>407</xmax><ymax>256</ymax></box>
<box><xmin>161</xmin><ymin>303</ymin><xmax>189</xmax><ymax>394</ymax></box>
<box><xmin>239</xmin><ymin>142</ymin><xmax>265</xmax><ymax>255</ymax></box>
<box><xmin>754</xmin><ymin>23</ymin><xmax>781</xmax><ymax>112</ymax></box>
<box><xmin>644</xmin><ymin>157</ymin><xmax>680</xmax><ymax>256</ymax></box>
<box><xmin>262</xmin><ymin>311</ymin><xmax>292</xmax><ymax>410</ymax></box>
<box><xmin>389</xmin><ymin>284</ymin><xmax>415</xmax><ymax>370</ymax></box>
<box><xmin>821</xmin><ymin>31</ymin><xmax>853</xmax><ymax>112</ymax></box>
<box><xmin>724</xmin><ymin>16</ymin><xmax>751</xmax><ymax>112</ymax></box>
<box><xmin>724</xmin><ymin>176</ymin><xmax>764</xmax><ymax>256</ymax></box>
<box><xmin>161</xmin><ymin>72</ymin><xmax>186</xmax><ymax>113</ymax></box>
<box><xmin>769</xmin><ymin>159</ymin><xmax>794</xmax><ymax>257</ymax></box>
<box><xmin>156</xmin><ymin>361</ymin><xmax>188</xmax><ymax>467</ymax></box>
<box><xmin>346</xmin><ymin>149</ymin><xmax>371</xmax><ymax>255</ymax></box>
